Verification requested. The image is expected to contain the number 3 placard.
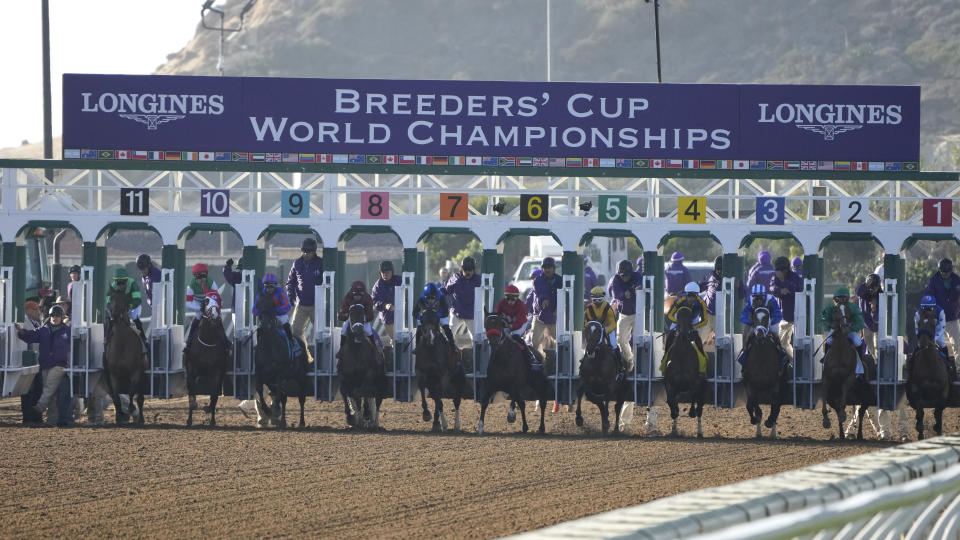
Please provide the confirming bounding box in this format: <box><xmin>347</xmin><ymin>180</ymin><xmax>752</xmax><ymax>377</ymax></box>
<box><xmin>755</xmin><ymin>196</ymin><xmax>785</xmax><ymax>225</ymax></box>
<box><xmin>361</xmin><ymin>191</ymin><xmax>389</xmax><ymax>219</ymax></box>
<box><xmin>440</xmin><ymin>193</ymin><xmax>468</xmax><ymax>221</ymax></box>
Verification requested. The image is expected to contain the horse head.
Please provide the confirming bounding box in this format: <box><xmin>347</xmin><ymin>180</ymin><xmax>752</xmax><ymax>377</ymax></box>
<box><xmin>484</xmin><ymin>311</ymin><xmax>507</xmax><ymax>347</ymax></box>
<box><xmin>419</xmin><ymin>308</ymin><xmax>440</xmax><ymax>347</ymax></box>
<box><xmin>348</xmin><ymin>303</ymin><xmax>367</xmax><ymax>343</ymax></box>
<box><xmin>832</xmin><ymin>304</ymin><xmax>851</xmax><ymax>334</ymax></box>
<box><xmin>255</xmin><ymin>294</ymin><xmax>278</xmax><ymax>330</ymax></box>
<box><xmin>584</xmin><ymin>320</ymin><xmax>604</xmax><ymax>354</ymax></box>
<box><xmin>918</xmin><ymin>307</ymin><xmax>938</xmax><ymax>349</ymax></box>
<box><xmin>674</xmin><ymin>305</ymin><xmax>693</xmax><ymax>338</ymax></box>
<box><xmin>751</xmin><ymin>307</ymin><xmax>770</xmax><ymax>338</ymax></box>
<box><xmin>108</xmin><ymin>287</ymin><xmax>130</xmax><ymax>324</ymax></box>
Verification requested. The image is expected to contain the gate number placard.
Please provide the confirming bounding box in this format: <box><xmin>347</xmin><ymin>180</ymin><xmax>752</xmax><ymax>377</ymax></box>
<box><xmin>200</xmin><ymin>189</ymin><xmax>230</xmax><ymax>217</ymax></box>
<box><xmin>281</xmin><ymin>190</ymin><xmax>310</xmax><ymax>218</ymax></box>
<box><xmin>923</xmin><ymin>198</ymin><xmax>953</xmax><ymax>227</ymax></box>
<box><xmin>677</xmin><ymin>196</ymin><xmax>707</xmax><ymax>224</ymax></box>
<box><xmin>598</xmin><ymin>195</ymin><xmax>627</xmax><ymax>223</ymax></box>
<box><xmin>755</xmin><ymin>196</ymin><xmax>785</xmax><ymax>225</ymax></box>
<box><xmin>361</xmin><ymin>191</ymin><xmax>389</xmax><ymax>219</ymax></box>
<box><xmin>520</xmin><ymin>194</ymin><xmax>548</xmax><ymax>222</ymax></box>
<box><xmin>120</xmin><ymin>188</ymin><xmax>149</xmax><ymax>216</ymax></box>
<box><xmin>439</xmin><ymin>193</ymin><xmax>468</xmax><ymax>221</ymax></box>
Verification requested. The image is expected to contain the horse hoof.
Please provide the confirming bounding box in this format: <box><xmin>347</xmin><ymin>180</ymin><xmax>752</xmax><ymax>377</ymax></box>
<box><xmin>575</xmin><ymin>416</ymin><xmax>584</xmax><ymax>427</ymax></box>
<box><xmin>432</xmin><ymin>423</ymin><xmax>441</xmax><ymax>433</ymax></box>
<box><xmin>210</xmin><ymin>419</ymin><xmax>217</xmax><ymax>427</ymax></box>
<box><xmin>299</xmin><ymin>421</ymin><xmax>306</xmax><ymax>428</ymax></box>
<box><xmin>822</xmin><ymin>418</ymin><xmax>831</xmax><ymax>429</ymax></box>
<box><xmin>186</xmin><ymin>419</ymin><xmax>193</xmax><ymax>427</ymax></box>
<box><xmin>538</xmin><ymin>426</ymin><xmax>545</xmax><ymax>434</ymax></box>
<box><xmin>506</xmin><ymin>410</ymin><xmax>517</xmax><ymax>424</ymax></box>
<box><xmin>522</xmin><ymin>424</ymin><xmax>529</xmax><ymax>433</ymax></box>
<box><xmin>764</xmin><ymin>418</ymin><xmax>776</xmax><ymax>429</ymax></box>
<box><xmin>688</xmin><ymin>408</ymin><xmax>697</xmax><ymax>418</ymax></box>
<box><xmin>422</xmin><ymin>410</ymin><xmax>432</xmax><ymax>422</ymax></box>
<box><xmin>697</xmin><ymin>432</ymin><xmax>704</xmax><ymax>439</ymax></box>
<box><xmin>346</xmin><ymin>414</ymin><xmax>356</xmax><ymax>427</ymax></box>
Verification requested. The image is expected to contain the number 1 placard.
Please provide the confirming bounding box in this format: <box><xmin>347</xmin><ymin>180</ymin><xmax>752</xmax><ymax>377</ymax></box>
<box><xmin>923</xmin><ymin>199</ymin><xmax>953</xmax><ymax>227</ymax></box>
<box><xmin>361</xmin><ymin>191</ymin><xmax>389</xmax><ymax>219</ymax></box>
<box><xmin>440</xmin><ymin>193</ymin><xmax>468</xmax><ymax>221</ymax></box>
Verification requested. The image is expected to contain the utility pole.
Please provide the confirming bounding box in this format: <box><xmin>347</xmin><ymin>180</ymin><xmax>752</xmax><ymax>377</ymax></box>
<box><xmin>645</xmin><ymin>0</ymin><xmax>663</xmax><ymax>83</ymax></box>
<box><xmin>200</xmin><ymin>0</ymin><xmax>258</xmax><ymax>76</ymax></box>
<box><xmin>42</xmin><ymin>0</ymin><xmax>53</xmax><ymax>180</ymax></box>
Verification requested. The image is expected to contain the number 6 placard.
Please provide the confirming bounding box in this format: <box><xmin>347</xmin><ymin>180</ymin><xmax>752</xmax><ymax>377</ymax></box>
<box><xmin>361</xmin><ymin>191</ymin><xmax>389</xmax><ymax>219</ymax></box>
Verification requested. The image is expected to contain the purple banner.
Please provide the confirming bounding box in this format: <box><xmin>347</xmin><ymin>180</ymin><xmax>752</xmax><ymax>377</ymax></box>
<box><xmin>62</xmin><ymin>74</ymin><xmax>920</xmax><ymax>163</ymax></box>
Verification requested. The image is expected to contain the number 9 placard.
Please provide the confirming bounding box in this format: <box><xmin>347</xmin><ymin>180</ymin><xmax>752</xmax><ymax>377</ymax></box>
<box><xmin>361</xmin><ymin>191</ymin><xmax>389</xmax><ymax>219</ymax></box>
<box><xmin>281</xmin><ymin>190</ymin><xmax>310</xmax><ymax>218</ymax></box>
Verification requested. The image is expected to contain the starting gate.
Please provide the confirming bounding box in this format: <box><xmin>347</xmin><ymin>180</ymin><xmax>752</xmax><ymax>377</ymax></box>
<box><xmin>711</xmin><ymin>277</ymin><xmax>742</xmax><ymax>407</ymax></box>
<box><xmin>876</xmin><ymin>277</ymin><xmax>903</xmax><ymax>410</ymax></box>
<box><xmin>553</xmin><ymin>274</ymin><xmax>581</xmax><ymax>404</ymax></box>
<box><xmin>0</xmin><ymin>266</ymin><xmax>37</xmax><ymax>397</ymax></box>
<box><xmin>633</xmin><ymin>275</ymin><xmax>660</xmax><ymax>406</ymax></box>
<box><xmin>392</xmin><ymin>271</ymin><xmax>416</xmax><ymax>401</ymax></box>
<box><xmin>792</xmin><ymin>278</ymin><xmax>822</xmax><ymax>409</ymax></box>
<box><xmin>147</xmin><ymin>268</ymin><xmax>182</xmax><ymax>398</ymax></box>
<box><xmin>470</xmin><ymin>273</ymin><xmax>495</xmax><ymax>399</ymax></box>
<box><xmin>67</xmin><ymin>266</ymin><xmax>103</xmax><ymax>401</ymax></box>
<box><xmin>230</xmin><ymin>269</ymin><xmax>257</xmax><ymax>399</ymax></box>
<box><xmin>311</xmin><ymin>271</ymin><xmax>338</xmax><ymax>401</ymax></box>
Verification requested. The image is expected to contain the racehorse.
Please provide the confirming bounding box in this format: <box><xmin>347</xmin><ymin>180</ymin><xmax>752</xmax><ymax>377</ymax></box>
<box><xmin>414</xmin><ymin>309</ymin><xmax>465</xmax><ymax>432</ymax></box>
<box><xmin>338</xmin><ymin>303</ymin><xmax>387</xmax><ymax>429</ymax></box>
<box><xmin>741</xmin><ymin>307</ymin><xmax>786</xmax><ymax>438</ymax></box>
<box><xmin>906</xmin><ymin>307</ymin><xmax>949</xmax><ymax>440</ymax></box>
<box><xmin>575</xmin><ymin>321</ymin><xmax>628</xmax><ymax>435</ymax></box>
<box><xmin>253</xmin><ymin>294</ymin><xmax>308</xmax><ymax>428</ymax></box>
<box><xmin>821</xmin><ymin>304</ymin><xmax>872</xmax><ymax>440</ymax></box>
<box><xmin>104</xmin><ymin>287</ymin><xmax>147</xmax><ymax>425</ymax></box>
<box><xmin>184</xmin><ymin>297</ymin><xmax>229</xmax><ymax>427</ymax></box>
<box><xmin>478</xmin><ymin>311</ymin><xmax>551</xmax><ymax>435</ymax></box>
<box><xmin>663</xmin><ymin>306</ymin><xmax>707</xmax><ymax>438</ymax></box>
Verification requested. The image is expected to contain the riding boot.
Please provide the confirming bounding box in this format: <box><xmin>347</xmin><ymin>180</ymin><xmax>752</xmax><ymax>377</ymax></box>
<box><xmin>182</xmin><ymin>319</ymin><xmax>199</xmax><ymax>355</ymax></box>
<box><xmin>664</xmin><ymin>331</ymin><xmax>675</xmax><ymax>353</ymax></box>
<box><xmin>821</xmin><ymin>342</ymin><xmax>830</xmax><ymax>364</ymax></box>
<box><xmin>443</xmin><ymin>325</ymin><xmax>460</xmax><ymax>364</ymax></box>
<box><xmin>946</xmin><ymin>352</ymin><xmax>958</xmax><ymax>383</ymax></box>
<box><xmin>856</xmin><ymin>341</ymin><xmax>869</xmax><ymax>382</ymax></box>
<box><xmin>614</xmin><ymin>347</ymin><xmax>625</xmax><ymax>382</ymax></box>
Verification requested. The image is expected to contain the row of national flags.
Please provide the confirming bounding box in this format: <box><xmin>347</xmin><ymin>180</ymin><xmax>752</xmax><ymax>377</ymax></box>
<box><xmin>62</xmin><ymin>149</ymin><xmax>920</xmax><ymax>172</ymax></box>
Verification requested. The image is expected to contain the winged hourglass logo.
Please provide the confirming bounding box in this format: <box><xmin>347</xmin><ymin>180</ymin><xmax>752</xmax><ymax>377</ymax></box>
<box><xmin>119</xmin><ymin>114</ymin><xmax>186</xmax><ymax>130</ymax></box>
<box><xmin>796</xmin><ymin>124</ymin><xmax>863</xmax><ymax>141</ymax></box>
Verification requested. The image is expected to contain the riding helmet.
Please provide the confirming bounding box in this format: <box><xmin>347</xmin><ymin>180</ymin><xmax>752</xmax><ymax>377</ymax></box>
<box><xmin>791</xmin><ymin>256</ymin><xmax>803</xmax><ymax>268</ymax></box>
<box><xmin>49</xmin><ymin>305</ymin><xmax>66</xmax><ymax>318</ymax></box>
<box><xmin>617</xmin><ymin>259</ymin><xmax>632</xmax><ymax>275</ymax></box>
<box><xmin>379</xmin><ymin>260</ymin><xmax>394</xmax><ymax>272</ymax></box>
<box><xmin>350</xmin><ymin>280</ymin><xmax>366</xmax><ymax>294</ymax></box>
<box><xmin>541</xmin><ymin>257</ymin><xmax>555</xmax><ymax>269</ymax></box>
<box><xmin>461</xmin><ymin>256</ymin><xmax>476</xmax><ymax>271</ymax></box>
<box><xmin>423</xmin><ymin>282</ymin><xmax>439</xmax><ymax>298</ymax></box>
<box><xmin>112</xmin><ymin>268</ymin><xmax>128</xmax><ymax>280</ymax></box>
<box><xmin>136</xmin><ymin>254</ymin><xmax>151</xmax><ymax>270</ymax></box>
<box><xmin>68</xmin><ymin>265</ymin><xmax>81</xmax><ymax>274</ymax></box>
<box><xmin>774</xmin><ymin>256</ymin><xmax>790</xmax><ymax>272</ymax></box>
<box><xmin>301</xmin><ymin>237</ymin><xmax>318</xmax><ymax>252</ymax></box>
<box><xmin>504</xmin><ymin>284</ymin><xmax>520</xmax><ymax>297</ymax></box>
<box><xmin>590</xmin><ymin>286</ymin><xmax>605</xmax><ymax>298</ymax></box>
<box><xmin>263</xmin><ymin>272</ymin><xmax>278</xmax><ymax>285</ymax></box>
<box><xmin>751</xmin><ymin>284</ymin><xmax>766</xmax><ymax>296</ymax></box>
<box><xmin>192</xmin><ymin>263</ymin><xmax>208</xmax><ymax>276</ymax></box>
<box><xmin>939</xmin><ymin>258</ymin><xmax>953</xmax><ymax>273</ymax></box>
<box><xmin>684</xmin><ymin>282</ymin><xmax>699</xmax><ymax>294</ymax></box>
<box><xmin>834</xmin><ymin>286</ymin><xmax>850</xmax><ymax>299</ymax></box>
<box><xmin>671</xmin><ymin>251</ymin><xmax>684</xmax><ymax>262</ymax></box>
<box><xmin>920</xmin><ymin>295</ymin><xmax>937</xmax><ymax>307</ymax></box>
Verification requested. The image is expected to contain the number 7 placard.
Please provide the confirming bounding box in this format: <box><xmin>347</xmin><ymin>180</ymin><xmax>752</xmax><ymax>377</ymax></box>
<box><xmin>440</xmin><ymin>193</ymin><xmax>468</xmax><ymax>221</ymax></box>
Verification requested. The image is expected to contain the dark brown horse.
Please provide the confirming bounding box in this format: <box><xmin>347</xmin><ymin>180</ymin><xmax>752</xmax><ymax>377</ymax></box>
<box><xmin>742</xmin><ymin>307</ymin><xmax>786</xmax><ymax>439</ymax></box>
<box><xmin>415</xmin><ymin>309</ymin><xmax>465</xmax><ymax>432</ymax></box>
<box><xmin>184</xmin><ymin>297</ymin><xmax>229</xmax><ymax>427</ymax></box>
<box><xmin>575</xmin><ymin>321</ymin><xmax>629</xmax><ymax>435</ymax></box>
<box><xmin>254</xmin><ymin>294</ymin><xmax>308</xmax><ymax>429</ymax></box>
<box><xmin>663</xmin><ymin>306</ymin><xmax>707</xmax><ymax>438</ymax></box>
<box><xmin>821</xmin><ymin>305</ymin><xmax>871</xmax><ymax>440</ymax></box>
<box><xmin>906</xmin><ymin>307</ymin><xmax>949</xmax><ymax>440</ymax></box>
<box><xmin>338</xmin><ymin>303</ymin><xmax>386</xmax><ymax>429</ymax></box>
<box><xmin>104</xmin><ymin>287</ymin><xmax>147</xmax><ymax>425</ymax></box>
<box><xmin>478</xmin><ymin>311</ymin><xmax>551</xmax><ymax>435</ymax></box>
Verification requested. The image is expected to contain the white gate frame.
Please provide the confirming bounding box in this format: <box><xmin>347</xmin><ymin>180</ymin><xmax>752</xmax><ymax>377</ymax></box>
<box><xmin>876</xmin><ymin>277</ymin><xmax>902</xmax><ymax>410</ymax></box>
<box><xmin>792</xmin><ymin>278</ymin><xmax>821</xmax><ymax>409</ymax></box>
<box><xmin>311</xmin><ymin>271</ymin><xmax>338</xmax><ymax>400</ymax></box>
<box><xmin>633</xmin><ymin>275</ymin><xmax>659</xmax><ymax>405</ymax></box>
<box><xmin>0</xmin><ymin>267</ymin><xmax>37</xmax><ymax>397</ymax></box>
<box><xmin>554</xmin><ymin>274</ymin><xmax>580</xmax><ymax>404</ymax></box>
<box><xmin>147</xmin><ymin>268</ymin><xmax>182</xmax><ymax>398</ymax></box>
<box><xmin>67</xmin><ymin>266</ymin><xmax>102</xmax><ymax>399</ymax></box>
<box><xmin>471</xmin><ymin>273</ymin><xmax>495</xmax><ymax>400</ymax></box>
<box><xmin>229</xmin><ymin>269</ymin><xmax>257</xmax><ymax>399</ymax></box>
<box><xmin>711</xmin><ymin>277</ymin><xmax>741</xmax><ymax>407</ymax></box>
<box><xmin>392</xmin><ymin>271</ymin><xmax>415</xmax><ymax>402</ymax></box>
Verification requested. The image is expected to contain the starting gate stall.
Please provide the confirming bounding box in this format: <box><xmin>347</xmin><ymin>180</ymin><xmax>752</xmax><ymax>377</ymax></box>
<box><xmin>310</xmin><ymin>271</ymin><xmax>338</xmax><ymax>401</ymax></box>
<box><xmin>632</xmin><ymin>275</ymin><xmax>660</xmax><ymax>406</ymax></box>
<box><xmin>391</xmin><ymin>271</ymin><xmax>416</xmax><ymax>402</ymax></box>
<box><xmin>711</xmin><ymin>277</ymin><xmax>742</xmax><ymax>407</ymax></box>
<box><xmin>553</xmin><ymin>274</ymin><xmax>581</xmax><ymax>404</ymax></box>
<box><xmin>146</xmin><ymin>268</ymin><xmax>182</xmax><ymax>398</ymax></box>
<box><xmin>469</xmin><ymin>273</ymin><xmax>495</xmax><ymax>400</ymax></box>
<box><xmin>0</xmin><ymin>266</ymin><xmax>38</xmax><ymax>397</ymax></box>
<box><xmin>229</xmin><ymin>269</ymin><xmax>257</xmax><ymax>399</ymax></box>
<box><xmin>875</xmin><ymin>277</ymin><xmax>903</xmax><ymax>410</ymax></box>
<box><xmin>792</xmin><ymin>278</ymin><xmax>821</xmax><ymax>409</ymax></box>
<box><xmin>67</xmin><ymin>265</ymin><xmax>103</xmax><ymax>401</ymax></box>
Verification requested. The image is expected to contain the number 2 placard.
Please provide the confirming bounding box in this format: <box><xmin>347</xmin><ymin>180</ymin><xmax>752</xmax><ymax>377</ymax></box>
<box><xmin>200</xmin><ymin>189</ymin><xmax>230</xmax><ymax>217</ymax></box>
<box><xmin>361</xmin><ymin>191</ymin><xmax>389</xmax><ymax>219</ymax></box>
<box><xmin>839</xmin><ymin>198</ymin><xmax>869</xmax><ymax>225</ymax></box>
<box><xmin>440</xmin><ymin>193</ymin><xmax>468</xmax><ymax>221</ymax></box>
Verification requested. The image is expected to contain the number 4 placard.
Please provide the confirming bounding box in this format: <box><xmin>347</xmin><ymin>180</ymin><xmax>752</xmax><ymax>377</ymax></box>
<box><xmin>923</xmin><ymin>199</ymin><xmax>953</xmax><ymax>227</ymax></box>
<box><xmin>677</xmin><ymin>196</ymin><xmax>707</xmax><ymax>224</ymax></box>
<box><xmin>361</xmin><ymin>191</ymin><xmax>389</xmax><ymax>219</ymax></box>
<box><xmin>440</xmin><ymin>193</ymin><xmax>468</xmax><ymax>221</ymax></box>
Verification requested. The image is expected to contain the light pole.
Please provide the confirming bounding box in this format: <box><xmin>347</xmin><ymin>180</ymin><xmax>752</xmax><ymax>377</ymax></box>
<box><xmin>41</xmin><ymin>0</ymin><xmax>53</xmax><ymax>178</ymax></box>
<box><xmin>200</xmin><ymin>0</ymin><xmax>257</xmax><ymax>76</ymax></box>
<box><xmin>644</xmin><ymin>0</ymin><xmax>663</xmax><ymax>83</ymax></box>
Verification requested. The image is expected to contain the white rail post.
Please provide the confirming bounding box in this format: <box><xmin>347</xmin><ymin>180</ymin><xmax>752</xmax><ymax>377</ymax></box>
<box><xmin>472</xmin><ymin>273</ymin><xmax>495</xmax><ymax>400</ymax></box>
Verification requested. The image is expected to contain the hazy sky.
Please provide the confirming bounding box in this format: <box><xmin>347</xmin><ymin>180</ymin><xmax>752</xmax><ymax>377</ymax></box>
<box><xmin>1</xmin><ymin>1</ymin><xmax>205</xmax><ymax>150</ymax></box>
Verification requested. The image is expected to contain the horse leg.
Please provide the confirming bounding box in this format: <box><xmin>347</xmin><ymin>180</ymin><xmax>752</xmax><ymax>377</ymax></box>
<box><xmin>369</xmin><ymin>397</ymin><xmax>379</xmax><ymax>430</ymax></box>
<box><xmin>916</xmin><ymin>406</ymin><xmax>925</xmax><ymax>440</ymax></box>
<box><xmin>477</xmin><ymin>388</ymin><xmax>490</xmax><ymax>435</ymax></box>
<box><xmin>598</xmin><ymin>400</ymin><xmax>610</xmax><ymax>435</ymax></box>
<box><xmin>453</xmin><ymin>395</ymin><xmax>461</xmax><ymax>432</ymax></box>
<box><xmin>857</xmin><ymin>403</ymin><xmax>867</xmax><ymax>440</ymax></box>
<box><xmin>135</xmin><ymin>390</ymin><xmax>145</xmax><ymax>425</ymax></box>
<box><xmin>298</xmin><ymin>392</ymin><xmax>306</xmax><ymax>429</ymax></box>
<box><xmin>518</xmin><ymin>398</ymin><xmax>529</xmax><ymax>433</ymax></box>
<box><xmin>419</xmin><ymin>383</ymin><xmax>431</xmax><ymax>422</ymax></box>
<box><xmin>435</xmin><ymin>394</ymin><xmax>446</xmax><ymax>433</ymax></box>
<box><xmin>106</xmin><ymin>373</ymin><xmax>124</xmax><ymax>426</ymax></box>
<box><xmin>821</xmin><ymin>390</ymin><xmax>831</xmax><ymax>430</ymax></box>
<box><xmin>614</xmin><ymin>398</ymin><xmax>624</xmax><ymax>435</ymax></box>
<box><xmin>696</xmin><ymin>382</ymin><xmax>705</xmax><ymax>439</ymax></box>
<box><xmin>766</xmin><ymin>389</ymin><xmax>782</xmax><ymax>439</ymax></box>
<box><xmin>507</xmin><ymin>400</ymin><xmax>517</xmax><ymax>424</ymax></box>
<box><xmin>278</xmin><ymin>394</ymin><xmax>288</xmax><ymax>429</ymax></box>
<box><xmin>667</xmin><ymin>387</ymin><xmax>680</xmax><ymax>437</ymax></box>
<box><xmin>575</xmin><ymin>384</ymin><xmax>585</xmax><ymax>428</ymax></box>
<box><xmin>185</xmin><ymin>364</ymin><xmax>195</xmax><ymax>427</ymax></box>
<box><xmin>342</xmin><ymin>393</ymin><xmax>356</xmax><ymax>427</ymax></box>
<box><xmin>934</xmin><ymin>405</ymin><xmax>944</xmax><ymax>436</ymax></box>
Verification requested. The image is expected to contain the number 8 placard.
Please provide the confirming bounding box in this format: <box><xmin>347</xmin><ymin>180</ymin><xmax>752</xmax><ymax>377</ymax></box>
<box><xmin>361</xmin><ymin>191</ymin><xmax>389</xmax><ymax>219</ymax></box>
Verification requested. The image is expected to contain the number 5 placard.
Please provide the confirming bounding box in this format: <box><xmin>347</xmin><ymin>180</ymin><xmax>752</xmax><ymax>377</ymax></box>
<box><xmin>361</xmin><ymin>191</ymin><xmax>389</xmax><ymax>219</ymax></box>
<box><xmin>440</xmin><ymin>193</ymin><xmax>468</xmax><ymax>221</ymax></box>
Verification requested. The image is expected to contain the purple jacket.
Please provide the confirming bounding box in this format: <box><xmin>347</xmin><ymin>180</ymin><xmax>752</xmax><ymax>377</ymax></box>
<box><xmin>924</xmin><ymin>272</ymin><xmax>960</xmax><ymax>322</ymax></box>
<box><xmin>769</xmin><ymin>271</ymin><xmax>804</xmax><ymax>323</ymax></box>
<box><xmin>747</xmin><ymin>262</ymin><xmax>776</xmax><ymax>291</ymax></box>
<box><xmin>533</xmin><ymin>273</ymin><xmax>563</xmax><ymax>324</ymax></box>
<box><xmin>855</xmin><ymin>282</ymin><xmax>880</xmax><ymax>332</ymax></box>
<box><xmin>18</xmin><ymin>323</ymin><xmax>71</xmax><ymax>370</ymax></box>
<box><xmin>442</xmin><ymin>272</ymin><xmax>481</xmax><ymax>319</ymax></box>
<box><xmin>371</xmin><ymin>275</ymin><xmax>403</xmax><ymax>325</ymax></box>
<box><xmin>664</xmin><ymin>262</ymin><xmax>691</xmax><ymax>296</ymax></box>
<box><xmin>140</xmin><ymin>266</ymin><xmax>162</xmax><ymax>308</ymax></box>
<box><xmin>702</xmin><ymin>273</ymin><xmax>748</xmax><ymax>315</ymax></box>
<box><xmin>524</xmin><ymin>288</ymin><xmax>536</xmax><ymax>313</ymax></box>
<box><xmin>583</xmin><ymin>266</ymin><xmax>597</xmax><ymax>301</ymax></box>
<box><xmin>285</xmin><ymin>256</ymin><xmax>324</xmax><ymax>307</ymax></box>
<box><xmin>607</xmin><ymin>271</ymin><xmax>643</xmax><ymax>316</ymax></box>
<box><xmin>222</xmin><ymin>263</ymin><xmax>242</xmax><ymax>310</ymax></box>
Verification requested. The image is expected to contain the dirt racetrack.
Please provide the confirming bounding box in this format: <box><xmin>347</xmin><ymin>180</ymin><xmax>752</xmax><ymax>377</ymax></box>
<box><xmin>1</xmin><ymin>396</ymin><xmax>941</xmax><ymax>539</ymax></box>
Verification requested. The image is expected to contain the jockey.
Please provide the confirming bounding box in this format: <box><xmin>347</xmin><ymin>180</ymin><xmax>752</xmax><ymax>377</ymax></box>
<box><xmin>737</xmin><ymin>284</ymin><xmax>787</xmax><ymax>367</ymax></box>
<box><xmin>183</xmin><ymin>263</ymin><xmax>221</xmax><ymax>355</ymax></box>
<box><xmin>337</xmin><ymin>280</ymin><xmax>382</xmax><ymax>352</ymax></box>
<box><xmin>820</xmin><ymin>287</ymin><xmax>870</xmax><ymax>377</ymax></box>
<box><xmin>664</xmin><ymin>282</ymin><xmax>708</xmax><ymax>365</ymax></box>
<box><xmin>907</xmin><ymin>295</ymin><xmax>956</xmax><ymax>380</ymax></box>
<box><xmin>252</xmin><ymin>272</ymin><xmax>293</xmax><ymax>333</ymax></box>
<box><xmin>492</xmin><ymin>284</ymin><xmax>538</xmax><ymax>366</ymax></box>
<box><xmin>412</xmin><ymin>282</ymin><xmax>457</xmax><ymax>356</ymax></box>
<box><xmin>104</xmin><ymin>268</ymin><xmax>149</xmax><ymax>359</ymax></box>
<box><xmin>585</xmin><ymin>286</ymin><xmax>627</xmax><ymax>377</ymax></box>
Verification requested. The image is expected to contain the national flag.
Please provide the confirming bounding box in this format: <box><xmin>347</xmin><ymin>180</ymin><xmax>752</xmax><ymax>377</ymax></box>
<box><xmin>818</xmin><ymin>161</ymin><xmax>834</xmax><ymax>170</ymax></box>
<box><xmin>533</xmin><ymin>157</ymin><xmax>549</xmax><ymax>167</ymax></box>
<box><xmin>449</xmin><ymin>156</ymin><xmax>464</xmax><ymax>165</ymax></box>
<box><xmin>801</xmin><ymin>161</ymin><xmax>817</xmax><ymax>170</ymax></box>
<box><xmin>282</xmin><ymin>153</ymin><xmax>299</xmax><ymax>163</ymax></box>
<box><xmin>599</xmin><ymin>158</ymin><xmax>616</xmax><ymax>168</ymax></box>
<box><xmin>348</xmin><ymin>154</ymin><xmax>366</xmax><ymax>164</ymax></box>
<box><xmin>80</xmin><ymin>149</ymin><xmax>98</xmax><ymax>159</ymax></box>
<box><xmin>733</xmin><ymin>160</ymin><xmax>749</xmax><ymax>170</ymax></box>
<box><xmin>785</xmin><ymin>161</ymin><xmax>800</xmax><ymax>170</ymax></box>
<box><xmin>214</xmin><ymin>152</ymin><xmax>231</xmax><ymax>162</ymax></box>
<box><xmin>517</xmin><ymin>157</ymin><xmax>533</xmax><ymax>166</ymax></box>
<box><xmin>132</xmin><ymin>151</ymin><xmax>149</xmax><ymax>161</ymax></box>
<box><xmin>853</xmin><ymin>161</ymin><xmax>868</xmax><ymax>171</ymax></box>
<box><xmin>199</xmin><ymin>151</ymin><xmax>215</xmax><ymax>161</ymax></box>
<box><xmin>417</xmin><ymin>156</ymin><xmax>432</xmax><ymax>165</ymax></box>
<box><xmin>466</xmin><ymin>156</ymin><xmax>481</xmax><ymax>166</ymax></box>
<box><xmin>683</xmin><ymin>160</ymin><xmax>699</xmax><ymax>169</ymax></box>
<box><xmin>868</xmin><ymin>161</ymin><xmax>884</xmax><ymax>171</ymax></box>
<box><xmin>650</xmin><ymin>159</ymin><xmax>664</xmax><ymax>168</ymax></box>
<box><xmin>182</xmin><ymin>152</ymin><xmax>197</xmax><ymax>161</ymax></box>
<box><xmin>300</xmin><ymin>154</ymin><xmax>317</xmax><ymax>163</ymax></box>
<box><xmin>584</xmin><ymin>158</ymin><xmax>599</xmax><ymax>167</ymax></box>
<box><xmin>115</xmin><ymin>150</ymin><xmax>130</xmax><ymax>160</ymax></box>
<box><xmin>616</xmin><ymin>159</ymin><xmax>632</xmax><ymax>168</ymax></box>
<box><xmin>766</xmin><ymin>161</ymin><xmax>783</xmax><ymax>170</ymax></box>
<box><xmin>232</xmin><ymin>152</ymin><xmax>248</xmax><ymax>162</ymax></box>
<box><xmin>750</xmin><ymin>161</ymin><xmax>766</xmax><ymax>170</ymax></box>
<box><xmin>399</xmin><ymin>155</ymin><xmax>416</xmax><ymax>164</ymax></box>
<box><xmin>903</xmin><ymin>162</ymin><xmax>919</xmax><ymax>171</ymax></box>
<box><xmin>566</xmin><ymin>157</ymin><xmax>582</xmax><ymax>167</ymax></box>
<box><xmin>483</xmin><ymin>156</ymin><xmax>499</xmax><ymax>166</ymax></box>
<box><xmin>666</xmin><ymin>159</ymin><xmax>683</xmax><ymax>168</ymax></box>
<box><xmin>148</xmin><ymin>151</ymin><xmax>163</xmax><ymax>160</ymax></box>
<box><xmin>382</xmin><ymin>155</ymin><xmax>397</xmax><ymax>164</ymax></box>
<box><xmin>266</xmin><ymin>153</ymin><xmax>282</xmax><ymax>162</ymax></box>
<box><xmin>332</xmin><ymin>154</ymin><xmax>348</xmax><ymax>163</ymax></box>
<box><xmin>633</xmin><ymin>159</ymin><xmax>649</xmax><ymax>168</ymax></box>
<box><xmin>164</xmin><ymin>151</ymin><xmax>181</xmax><ymax>161</ymax></box>
<box><xmin>499</xmin><ymin>157</ymin><xmax>516</xmax><ymax>167</ymax></box>
<box><xmin>699</xmin><ymin>160</ymin><xmax>716</xmax><ymax>169</ymax></box>
<box><xmin>834</xmin><ymin>161</ymin><xmax>851</xmax><ymax>170</ymax></box>
<box><xmin>250</xmin><ymin>152</ymin><xmax>266</xmax><ymax>162</ymax></box>
<box><xmin>549</xmin><ymin>157</ymin><xmax>566</xmax><ymax>167</ymax></box>
<box><xmin>366</xmin><ymin>155</ymin><xmax>382</xmax><ymax>164</ymax></box>
<box><xmin>63</xmin><ymin>149</ymin><xmax>81</xmax><ymax>159</ymax></box>
<box><xmin>99</xmin><ymin>150</ymin><xmax>115</xmax><ymax>159</ymax></box>
<box><xmin>885</xmin><ymin>162</ymin><xmax>902</xmax><ymax>171</ymax></box>
<box><xmin>431</xmin><ymin>156</ymin><xmax>449</xmax><ymax>165</ymax></box>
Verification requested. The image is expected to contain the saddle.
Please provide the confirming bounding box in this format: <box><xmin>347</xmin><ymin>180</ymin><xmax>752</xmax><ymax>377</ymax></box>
<box><xmin>660</xmin><ymin>332</ymin><xmax>708</xmax><ymax>374</ymax></box>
